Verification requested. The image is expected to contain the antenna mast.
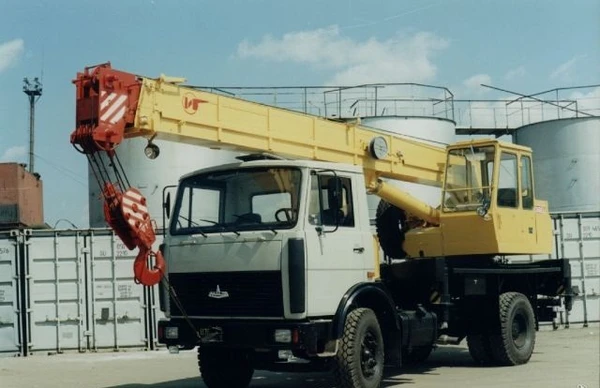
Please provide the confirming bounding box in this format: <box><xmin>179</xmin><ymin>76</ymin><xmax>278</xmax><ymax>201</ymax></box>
<box><xmin>22</xmin><ymin>77</ymin><xmax>43</xmax><ymax>173</ymax></box>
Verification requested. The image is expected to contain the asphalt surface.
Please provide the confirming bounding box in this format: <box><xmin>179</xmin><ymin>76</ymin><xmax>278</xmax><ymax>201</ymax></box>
<box><xmin>1</xmin><ymin>325</ymin><xmax>598</xmax><ymax>388</ymax></box>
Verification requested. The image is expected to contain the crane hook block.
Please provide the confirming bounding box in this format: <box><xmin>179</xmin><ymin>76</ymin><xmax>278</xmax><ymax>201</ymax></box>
<box><xmin>134</xmin><ymin>249</ymin><xmax>166</xmax><ymax>286</ymax></box>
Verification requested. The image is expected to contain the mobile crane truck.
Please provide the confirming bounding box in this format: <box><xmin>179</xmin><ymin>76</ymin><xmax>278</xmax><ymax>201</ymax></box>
<box><xmin>70</xmin><ymin>63</ymin><xmax>572</xmax><ymax>388</ymax></box>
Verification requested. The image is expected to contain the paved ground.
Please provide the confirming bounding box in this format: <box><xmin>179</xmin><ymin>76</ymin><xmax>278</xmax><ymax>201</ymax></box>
<box><xmin>1</xmin><ymin>325</ymin><xmax>598</xmax><ymax>388</ymax></box>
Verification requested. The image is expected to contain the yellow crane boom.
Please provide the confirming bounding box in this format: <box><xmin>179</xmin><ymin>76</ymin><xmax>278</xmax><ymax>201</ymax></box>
<box><xmin>72</xmin><ymin>63</ymin><xmax>447</xmax><ymax>226</ymax></box>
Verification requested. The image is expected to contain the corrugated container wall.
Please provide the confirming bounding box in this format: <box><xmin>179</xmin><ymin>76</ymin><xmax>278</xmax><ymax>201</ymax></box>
<box><xmin>89</xmin><ymin>138</ymin><xmax>239</xmax><ymax>227</ymax></box>
<box><xmin>0</xmin><ymin>163</ymin><xmax>44</xmax><ymax>228</ymax></box>
<box><xmin>514</xmin><ymin>117</ymin><xmax>600</xmax><ymax>212</ymax></box>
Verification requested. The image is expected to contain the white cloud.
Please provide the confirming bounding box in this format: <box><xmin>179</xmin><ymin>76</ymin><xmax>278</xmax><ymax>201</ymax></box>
<box><xmin>237</xmin><ymin>26</ymin><xmax>449</xmax><ymax>85</ymax></box>
<box><xmin>0</xmin><ymin>39</ymin><xmax>25</xmax><ymax>73</ymax></box>
<box><xmin>550</xmin><ymin>55</ymin><xmax>586</xmax><ymax>81</ymax></box>
<box><xmin>463</xmin><ymin>73</ymin><xmax>492</xmax><ymax>93</ymax></box>
<box><xmin>0</xmin><ymin>145</ymin><xmax>27</xmax><ymax>162</ymax></box>
<box><xmin>504</xmin><ymin>65</ymin><xmax>525</xmax><ymax>80</ymax></box>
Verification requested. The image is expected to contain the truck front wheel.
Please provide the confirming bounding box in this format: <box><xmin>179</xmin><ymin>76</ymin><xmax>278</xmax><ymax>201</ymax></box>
<box><xmin>198</xmin><ymin>347</ymin><xmax>254</xmax><ymax>388</ymax></box>
<box><xmin>334</xmin><ymin>308</ymin><xmax>384</xmax><ymax>388</ymax></box>
<box><xmin>489</xmin><ymin>292</ymin><xmax>536</xmax><ymax>366</ymax></box>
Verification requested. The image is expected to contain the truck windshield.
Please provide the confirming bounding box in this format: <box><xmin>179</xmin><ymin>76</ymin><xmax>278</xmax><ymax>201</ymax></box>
<box><xmin>443</xmin><ymin>145</ymin><xmax>495</xmax><ymax>212</ymax></box>
<box><xmin>170</xmin><ymin>167</ymin><xmax>302</xmax><ymax>235</ymax></box>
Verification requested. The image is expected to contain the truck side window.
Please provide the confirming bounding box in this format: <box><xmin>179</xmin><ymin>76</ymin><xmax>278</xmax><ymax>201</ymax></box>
<box><xmin>497</xmin><ymin>152</ymin><xmax>518</xmax><ymax>208</ymax></box>
<box><xmin>521</xmin><ymin>156</ymin><xmax>534</xmax><ymax>209</ymax></box>
<box><xmin>308</xmin><ymin>175</ymin><xmax>355</xmax><ymax>227</ymax></box>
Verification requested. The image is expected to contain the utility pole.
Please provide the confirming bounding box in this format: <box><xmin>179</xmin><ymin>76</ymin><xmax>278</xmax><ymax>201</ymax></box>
<box><xmin>22</xmin><ymin>77</ymin><xmax>43</xmax><ymax>173</ymax></box>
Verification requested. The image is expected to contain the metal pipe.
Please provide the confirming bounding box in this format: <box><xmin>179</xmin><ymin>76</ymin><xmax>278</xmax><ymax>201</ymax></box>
<box><xmin>577</xmin><ymin>214</ymin><xmax>589</xmax><ymax>327</ymax></box>
<box><xmin>368</xmin><ymin>179</ymin><xmax>440</xmax><ymax>225</ymax></box>
<box><xmin>53</xmin><ymin>232</ymin><xmax>61</xmax><ymax>353</ymax></box>
<box><xmin>111</xmin><ymin>232</ymin><xmax>118</xmax><ymax>349</ymax></box>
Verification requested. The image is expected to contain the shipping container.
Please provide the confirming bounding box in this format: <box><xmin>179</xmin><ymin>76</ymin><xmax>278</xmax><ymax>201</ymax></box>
<box><xmin>554</xmin><ymin>212</ymin><xmax>600</xmax><ymax>326</ymax></box>
<box><xmin>510</xmin><ymin>212</ymin><xmax>600</xmax><ymax>325</ymax></box>
<box><xmin>0</xmin><ymin>163</ymin><xmax>44</xmax><ymax>228</ymax></box>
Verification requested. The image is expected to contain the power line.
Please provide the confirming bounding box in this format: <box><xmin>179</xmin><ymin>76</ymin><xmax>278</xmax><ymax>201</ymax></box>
<box><xmin>33</xmin><ymin>152</ymin><xmax>87</xmax><ymax>187</ymax></box>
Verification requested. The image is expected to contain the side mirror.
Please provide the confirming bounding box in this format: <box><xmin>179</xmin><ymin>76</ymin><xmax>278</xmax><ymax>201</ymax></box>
<box><xmin>164</xmin><ymin>192</ymin><xmax>172</xmax><ymax>219</ymax></box>
<box><xmin>477</xmin><ymin>197</ymin><xmax>491</xmax><ymax>218</ymax></box>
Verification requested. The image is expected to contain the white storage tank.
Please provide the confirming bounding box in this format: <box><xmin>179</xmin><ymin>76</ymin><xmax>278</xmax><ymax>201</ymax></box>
<box><xmin>89</xmin><ymin>138</ymin><xmax>239</xmax><ymax>228</ymax></box>
<box><xmin>514</xmin><ymin>117</ymin><xmax>600</xmax><ymax>212</ymax></box>
<box><xmin>360</xmin><ymin>116</ymin><xmax>456</xmax><ymax>221</ymax></box>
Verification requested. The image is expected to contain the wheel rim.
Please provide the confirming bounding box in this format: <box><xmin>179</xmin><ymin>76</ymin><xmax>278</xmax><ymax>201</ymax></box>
<box><xmin>511</xmin><ymin>310</ymin><xmax>528</xmax><ymax>348</ymax></box>
<box><xmin>360</xmin><ymin>330</ymin><xmax>380</xmax><ymax>378</ymax></box>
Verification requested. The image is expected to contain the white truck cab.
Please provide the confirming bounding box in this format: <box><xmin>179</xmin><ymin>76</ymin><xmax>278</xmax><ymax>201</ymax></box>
<box><xmin>162</xmin><ymin>158</ymin><xmax>376</xmax><ymax>322</ymax></box>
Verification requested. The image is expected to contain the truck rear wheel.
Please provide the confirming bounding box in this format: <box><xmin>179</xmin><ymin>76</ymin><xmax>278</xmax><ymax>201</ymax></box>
<box><xmin>334</xmin><ymin>308</ymin><xmax>384</xmax><ymax>388</ymax></box>
<box><xmin>467</xmin><ymin>334</ymin><xmax>494</xmax><ymax>365</ymax></box>
<box><xmin>198</xmin><ymin>347</ymin><xmax>254</xmax><ymax>388</ymax></box>
<box><xmin>489</xmin><ymin>292</ymin><xmax>536</xmax><ymax>366</ymax></box>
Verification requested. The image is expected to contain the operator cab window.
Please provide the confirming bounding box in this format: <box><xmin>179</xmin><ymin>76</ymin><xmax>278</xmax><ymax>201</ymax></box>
<box><xmin>497</xmin><ymin>152</ymin><xmax>518</xmax><ymax>208</ymax></box>
<box><xmin>521</xmin><ymin>156</ymin><xmax>534</xmax><ymax>210</ymax></box>
<box><xmin>308</xmin><ymin>175</ymin><xmax>355</xmax><ymax>227</ymax></box>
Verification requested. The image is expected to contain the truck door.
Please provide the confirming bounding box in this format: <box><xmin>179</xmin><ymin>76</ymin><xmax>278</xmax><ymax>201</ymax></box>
<box><xmin>304</xmin><ymin>173</ymin><xmax>368</xmax><ymax>317</ymax></box>
<box><xmin>495</xmin><ymin>151</ymin><xmax>522</xmax><ymax>251</ymax></box>
<box><xmin>519</xmin><ymin>154</ymin><xmax>537</xmax><ymax>248</ymax></box>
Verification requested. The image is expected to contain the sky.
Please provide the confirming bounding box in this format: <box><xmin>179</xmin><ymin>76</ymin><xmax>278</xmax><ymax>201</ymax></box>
<box><xmin>0</xmin><ymin>0</ymin><xmax>599</xmax><ymax>228</ymax></box>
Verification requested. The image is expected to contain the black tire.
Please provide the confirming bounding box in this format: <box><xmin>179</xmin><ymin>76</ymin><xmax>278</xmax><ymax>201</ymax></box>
<box><xmin>375</xmin><ymin>200</ymin><xmax>407</xmax><ymax>259</ymax></box>
<box><xmin>334</xmin><ymin>308</ymin><xmax>385</xmax><ymax>388</ymax></box>
<box><xmin>198</xmin><ymin>347</ymin><xmax>254</xmax><ymax>388</ymax></box>
<box><xmin>402</xmin><ymin>346</ymin><xmax>433</xmax><ymax>364</ymax></box>
<box><xmin>489</xmin><ymin>292</ymin><xmax>536</xmax><ymax>366</ymax></box>
<box><xmin>467</xmin><ymin>334</ymin><xmax>494</xmax><ymax>365</ymax></box>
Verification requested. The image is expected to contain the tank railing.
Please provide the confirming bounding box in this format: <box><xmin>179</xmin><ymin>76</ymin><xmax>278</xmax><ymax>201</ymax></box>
<box><xmin>322</xmin><ymin>83</ymin><xmax>454</xmax><ymax>121</ymax></box>
<box><xmin>192</xmin><ymin>85</ymin><xmax>343</xmax><ymax>117</ymax></box>
<box><xmin>453</xmin><ymin>98</ymin><xmax>585</xmax><ymax>130</ymax></box>
<box><xmin>193</xmin><ymin>83</ymin><xmax>597</xmax><ymax>130</ymax></box>
<box><xmin>506</xmin><ymin>84</ymin><xmax>600</xmax><ymax>119</ymax></box>
<box><xmin>194</xmin><ymin>83</ymin><xmax>455</xmax><ymax>122</ymax></box>
<box><xmin>338</xmin><ymin>97</ymin><xmax>455</xmax><ymax>120</ymax></box>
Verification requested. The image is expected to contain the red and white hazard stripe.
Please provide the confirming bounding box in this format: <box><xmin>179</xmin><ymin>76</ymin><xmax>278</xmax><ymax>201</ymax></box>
<box><xmin>121</xmin><ymin>189</ymin><xmax>149</xmax><ymax>229</ymax></box>
<box><xmin>99</xmin><ymin>90</ymin><xmax>128</xmax><ymax>124</ymax></box>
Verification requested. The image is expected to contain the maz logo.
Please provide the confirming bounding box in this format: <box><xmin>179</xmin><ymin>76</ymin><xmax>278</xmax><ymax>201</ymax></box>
<box><xmin>182</xmin><ymin>92</ymin><xmax>207</xmax><ymax>114</ymax></box>
<box><xmin>208</xmin><ymin>285</ymin><xmax>229</xmax><ymax>299</ymax></box>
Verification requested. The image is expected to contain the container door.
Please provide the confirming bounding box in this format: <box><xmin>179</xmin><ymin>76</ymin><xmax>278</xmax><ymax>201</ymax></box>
<box><xmin>87</xmin><ymin>230</ymin><xmax>149</xmax><ymax>351</ymax></box>
<box><xmin>0</xmin><ymin>231</ymin><xmax>21</xmax><ymax>357</ymax></box>
<box><xmin>27</xmin><ymin>230</ymin><xmax>86</xmax><ymax>354</ymax></box>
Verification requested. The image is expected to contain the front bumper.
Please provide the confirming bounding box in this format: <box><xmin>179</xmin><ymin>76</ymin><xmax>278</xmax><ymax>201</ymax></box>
<box><xmin>158</xmin><ymin>318</ymin><xmax>332</xmax><ymax>355</ymax></box>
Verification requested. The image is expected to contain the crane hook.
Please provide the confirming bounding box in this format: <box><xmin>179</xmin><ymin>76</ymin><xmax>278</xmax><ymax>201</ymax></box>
<box><xmin>134</xmin><ymin>248</ymin><xmax>166</xmax><ymax>286</ymax></box>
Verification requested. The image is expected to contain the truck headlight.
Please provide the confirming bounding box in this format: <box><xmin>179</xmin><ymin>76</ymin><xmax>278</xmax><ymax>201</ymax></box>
<box><xmin>274</xmin><ymin>329</ymin><xmax>292</xmax><ymax>343</ymax></box>
<box><xmin>165</xmin><ymin>326</ymin><xmax>179</xmax><ymax>339</ymax></box>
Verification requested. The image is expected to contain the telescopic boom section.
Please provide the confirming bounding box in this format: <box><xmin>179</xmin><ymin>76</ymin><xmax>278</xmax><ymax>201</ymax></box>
<box><xmin>70</xmin><ymin>63</ymin><xmax>164</xmax><ymax>286</ymax></box>
<box><xmin>70</xmin><ymin>63</ymin><xmax>449</xmax><ymax>283</ymax></box>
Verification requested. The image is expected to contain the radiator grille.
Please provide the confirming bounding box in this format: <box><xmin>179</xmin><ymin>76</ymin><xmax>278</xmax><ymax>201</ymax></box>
<box><xmin>169</xmin><ymin>271</ymin><xmax>283</xmax><ymax>317</ymax></box>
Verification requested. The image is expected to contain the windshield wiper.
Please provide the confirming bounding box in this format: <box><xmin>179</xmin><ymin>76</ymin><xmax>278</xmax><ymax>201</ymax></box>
<box><xmin>177</xmin><ymin>215</ymin><xmax>206</xmax><ymax>237</ymax></box>
<box><xmin>198</xmin><ymin>218</ymin><xmax>240</xmax><ymax>236</ymax></box>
